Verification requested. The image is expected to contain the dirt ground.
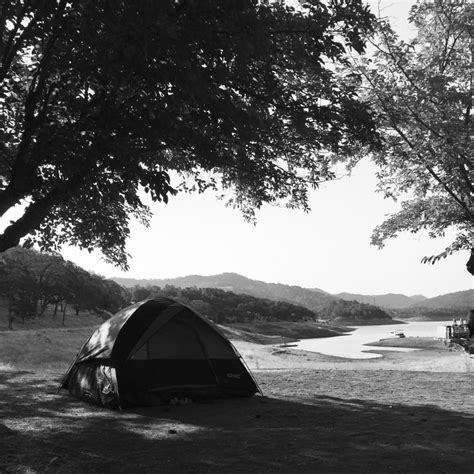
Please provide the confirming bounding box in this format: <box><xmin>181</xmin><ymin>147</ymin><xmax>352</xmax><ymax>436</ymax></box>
<box><xmin>1</xmin><ymin>337</ymin><xmax>473</xmax><ymax>473</ymax></box>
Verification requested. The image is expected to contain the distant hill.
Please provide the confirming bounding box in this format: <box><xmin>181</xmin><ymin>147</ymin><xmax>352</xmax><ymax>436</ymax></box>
<box><xmin>115</xmin><ymin>273</ymin><xmax>337</xmax><ymax>311</ymax></box>
<box><xmin>408</xmin><ymin>289</ymin><xmax>473</xmax><ymax>310</ymax></box>
<box><xmin>114</xmin><ymin>273</ymin><xmax>393</xmax><ymax>324</ymax></box>
<box><xmin>383</xmin><ymin>289</ymin><xmax>473</xmax><ymax>321</ymax></box>
<box><xmin>114</xmin><ymin>273</ymin><xmax>472</xmax><ymax>322</ymax></box>
<box><xmin>335</xmin><ymin>289</ymin><xmax>473</xmax><ymax>320</ymax></box>
<box><xmin>152</xmin><ymin>285</ymin><xmax>320</xmax><ymax>324</ymax></box>
<box><xmin>336</xmin><ymin>292</ymin><xmax>427</xmax><ymax>309</ymax></box>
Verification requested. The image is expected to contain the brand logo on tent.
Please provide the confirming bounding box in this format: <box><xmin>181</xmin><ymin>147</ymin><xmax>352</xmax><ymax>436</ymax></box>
<box><xmin>226</xmin><ymin>373</ymin><xmax>241</xmax><ymax>379</ymax></box>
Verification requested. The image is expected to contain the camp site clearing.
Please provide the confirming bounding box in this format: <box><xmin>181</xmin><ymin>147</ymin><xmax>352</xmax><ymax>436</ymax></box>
<box><xmin>1</xmin><ymin>313</ymin><xmax>473</xmax><ymax>473</ymax></box>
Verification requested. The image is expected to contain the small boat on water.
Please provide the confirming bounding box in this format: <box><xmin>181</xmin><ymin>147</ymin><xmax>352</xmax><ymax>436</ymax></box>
<box><xmin>390</xmin><ymin>330</ymin><xmax>406</xmax><ymax>338</ymax></box>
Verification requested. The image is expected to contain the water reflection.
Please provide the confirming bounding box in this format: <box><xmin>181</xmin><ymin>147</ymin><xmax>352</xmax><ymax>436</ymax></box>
<box><xmin>295</xmin><ymin>321</ymin><xmax>449</xmax><ymax>360</ymax></box>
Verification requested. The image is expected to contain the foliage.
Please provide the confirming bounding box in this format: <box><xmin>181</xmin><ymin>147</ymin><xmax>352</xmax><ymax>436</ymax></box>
<box><xmin>406</xmin><ymin>288</ymin><xmax>474</xmax><ymax>311</ymax></box>
<box><xmin>0</xmin><ymin>247</ymin><xmax>64</xmax><ymax>326</ymax></box>
<box><xmin>0</xmin><ymin>0</ymin><xmax>379</xmax><ymax>268</ymax></box>
<box><xmin>0</xmin><ymin>247</ymin><xmax>126</xmax><ymax>327</ymax></box>
<box><xmin>323</xmin><ymin>298</ymin><xmax>391</xmax><ymax>322</ymax></box>
<box><xmin>132</xmin><ymin>283</ymin><xmax>392</xmax><ymax>323</ymax></box>
<box><xmin>350</xmin><ymin>1</ymin><xmax>472</xmax><ymax>263</ymax></box>
<box><xmin>139</xmin><ymin>285</ymin><xmax>320</xmax><ymax>324</ymax></box>
<box><xmin>120</xmin><ymin>272</ymin><xmax>340</xmax><ymax>313</ymax></box>
<box><xmin>390</xmin><ymin>307</ymin><xmax>469</xmax><ymax>322</ymax></box>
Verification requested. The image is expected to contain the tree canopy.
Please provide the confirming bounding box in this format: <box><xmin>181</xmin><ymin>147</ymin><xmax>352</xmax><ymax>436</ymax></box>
<box><xmin>351</xmin><ymin>1</ymin><xmax>472</xmax><ymax>269</ymax></box>
<box><xmin>130</xmin><ymin>283</ymin><xmax>392</xmax><ymax>324</ymax></box>
<box><xmin>0</xmin><ymin>0</ymin><xmax>379</xmax><ymax>268</ymax></box>
<box><xmin>0</xmin><ymin>246</ymin><xmax>126</xmax><ymax>328</ymax></box>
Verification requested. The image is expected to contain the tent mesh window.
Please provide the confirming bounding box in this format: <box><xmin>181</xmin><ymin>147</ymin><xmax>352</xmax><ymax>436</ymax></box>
<box><xmin>130</xmin><ymin>320</ymin><xmax>207</xmax><ymax>360</ymax></box>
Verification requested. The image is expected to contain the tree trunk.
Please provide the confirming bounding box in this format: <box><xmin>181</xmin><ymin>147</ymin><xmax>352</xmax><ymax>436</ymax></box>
<box><xmin>467</xmin><ymin>249</ymin><xmax>474</xmax><ymax>275</ymax></box>
<box><xmin>62</xmin><ymin>303</ymin><xmax>67</xmax><ymax>326</ymax></box>
<box><xmin>37</xmin><ymin>297</ymin><xmax>48</xmax><ymax>318</ymax></box>
<box><xmin>0</xmin><ymin>173</ymin><xmax>87</xmax><ymax>253</ymax></box>
<box><xmin>8</xmin><ymin>297</ymin><xmax>13</xmax><ymax>330</ymax></box>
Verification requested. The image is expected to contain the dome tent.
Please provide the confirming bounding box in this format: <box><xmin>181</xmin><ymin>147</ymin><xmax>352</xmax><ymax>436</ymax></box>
<box><xmin>60</xmin><ymin>298</ymin><xmax>260</xmax><ymax>408</ymax></box>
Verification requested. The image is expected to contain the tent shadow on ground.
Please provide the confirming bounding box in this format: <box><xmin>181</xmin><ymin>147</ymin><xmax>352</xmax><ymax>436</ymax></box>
<box><xmin>1</xmin><ymin>370</ymin><xmax>473</xmax><ymax>473</ymax></box>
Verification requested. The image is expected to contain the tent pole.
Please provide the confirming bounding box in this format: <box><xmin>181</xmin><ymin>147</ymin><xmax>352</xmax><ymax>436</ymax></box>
<box><xmin>239</xmin><ymin>353</ymin><xmax>263</xmax><ymax>397</ymax></box>
<box><xmin>111</xmin><ymin>366</ymin><xmax>123</xmax><ymax>410</ymax></box>
<box><xmin>56</xmin><ymin>335</ymin><xmax>92</xmax><ymax>393</ymax></box>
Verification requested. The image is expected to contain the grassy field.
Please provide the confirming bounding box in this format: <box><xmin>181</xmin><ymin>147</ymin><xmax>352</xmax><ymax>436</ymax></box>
<box><xmin>0</xmin><ymin>327</ymin><xmax>94</xmax><ymax>370</ymax></box>
<box><xmin>0</xmin><ymin>306</ymin><xmax>105</xmax><ymax>332</ymax></box>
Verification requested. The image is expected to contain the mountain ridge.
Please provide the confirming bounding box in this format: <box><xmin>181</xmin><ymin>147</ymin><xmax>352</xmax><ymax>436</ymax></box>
<box><xmin>113</xmin><ymin>272</ymin><xmax>472</xmax><ymax>312</ymax></box>
<box><xmin>115</xmin><ymin>272</ymin><xmax>338</xmax><ymax>311</ymax></box>
<box><xmin>113</xmin><ymin>273</ymin><xmax>392</xmax><ymax>324</ymax></box>
<box><xmin>408</xmin><ymin>289</ymin><xmax>473</xmax><ymax>310</ymax></box>
<box><xmin>336</xmin><ymin>292</ymin><xmax>427</xmax><ymax>309</ymax></box>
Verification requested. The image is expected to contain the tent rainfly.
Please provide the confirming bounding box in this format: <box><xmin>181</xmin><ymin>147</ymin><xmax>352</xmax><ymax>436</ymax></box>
<box><xmin>60</xmin><ymin>298</ymin><xmax>260</xmax><ymax>408</ymax></box>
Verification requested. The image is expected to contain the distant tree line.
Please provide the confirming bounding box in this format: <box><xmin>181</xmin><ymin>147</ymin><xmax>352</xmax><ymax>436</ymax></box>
<box><xmin>389</xmin><ymin>307</ymin><xmax>469</xmax><ymax>322</ymax></box>
<box><xmin>130</xmin><ymin>285</ymin><xmax>393</xmax><ymax>324</ymax></box>
<box><xmin>131</xmin><ymin>285</ymin><xmax>319</xmax><ymax>325</ymax></box>
<box><xmin>0</xmin><ymin>247</ymin><xmax>126</xmax><ymax>329</ymax></box>
<box><xmin>323</xmin><ymin>299</ymin><xmax>391</xmax><ymax>322</ymax></box>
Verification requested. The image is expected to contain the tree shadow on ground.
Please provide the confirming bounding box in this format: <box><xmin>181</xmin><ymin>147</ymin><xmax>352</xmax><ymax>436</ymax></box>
<box><xmin>0</xmin><ymin>370</ymin><xmax>473</xmax><ymax>473</ymax></box>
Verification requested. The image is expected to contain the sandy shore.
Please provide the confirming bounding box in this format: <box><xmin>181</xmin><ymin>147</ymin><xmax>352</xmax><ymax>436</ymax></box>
<box><xmin>234</xmin><ymin>337</ymin><xmax>474</xmax><ymax>373</ymax></box>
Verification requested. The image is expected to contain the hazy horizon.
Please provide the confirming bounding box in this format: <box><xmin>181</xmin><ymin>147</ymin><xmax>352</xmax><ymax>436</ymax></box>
<box><xmin>62</xmin><ymin>157</ymin><xmax>473</xmax><ymax>299</ymax></box>
<box><xmin>109</xmin><ymin>270</ymin><xmax>471</xmax><ymax>299</ymax></box>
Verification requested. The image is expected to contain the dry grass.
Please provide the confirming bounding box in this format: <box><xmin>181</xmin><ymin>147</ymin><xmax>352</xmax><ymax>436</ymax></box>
<box><xmin>226</xmin><ymin>321</ymin><xmax>350</xmax><ymax>340</ymax></box>
<box><xmin>0</xmin><ymin>327</ymin><xmax>93</xmax><ymax>370</ymax></box>
<box><xmin>364</xmin><ymin>337</ymin><xmax>446</xmax><ymax>350</ymax></box>
<box><xmin>0</xmin><ymin>305</ymin><xmax>105</xmax><ymax>332</ymax></box>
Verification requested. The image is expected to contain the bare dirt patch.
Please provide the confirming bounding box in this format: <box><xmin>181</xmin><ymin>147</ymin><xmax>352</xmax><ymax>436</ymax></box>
<box><xmin>1</xmin><ymin>327</ymin><xmax>473</xmax><ymax>473</ymax></box>
<box><xmin>1</xmin><ymin>368</ymin><xmax>473</xmax><ymax>473</ymax></box>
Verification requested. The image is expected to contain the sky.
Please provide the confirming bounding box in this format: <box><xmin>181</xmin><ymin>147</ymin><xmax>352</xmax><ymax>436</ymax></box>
<box><xmin>37</xmin><ymin>1</ymin><xmax>474</xmax><ymax>297</ymax></box>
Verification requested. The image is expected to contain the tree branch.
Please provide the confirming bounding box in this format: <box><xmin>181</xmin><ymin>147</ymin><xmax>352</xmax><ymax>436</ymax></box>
<box><xmin>0</xmin><ymin>171</ymin><xmax>89</xmax><ymax>252</ymax></box>
<box><xmin>0</xmin><ymin>0</ymin><xmax>36</xmax><ymax>83</ymax></box>
<box><xmin>360</xmin><ymin>67</ymin><xmax>473</xmax><ymax>222</ymax></box>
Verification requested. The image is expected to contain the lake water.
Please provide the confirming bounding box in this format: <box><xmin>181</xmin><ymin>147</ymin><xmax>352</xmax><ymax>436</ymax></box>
<box><xmin>295</xmin><ymin>320</ymin><xmax>450</xmax><ymax>360</ymax></box>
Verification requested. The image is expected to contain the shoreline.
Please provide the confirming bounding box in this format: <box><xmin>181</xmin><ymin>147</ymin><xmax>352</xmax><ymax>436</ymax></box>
<box><xmin>234</xmin><ymin>336</ymin><xmax>473</xmax><ymax>373</ymax></box>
